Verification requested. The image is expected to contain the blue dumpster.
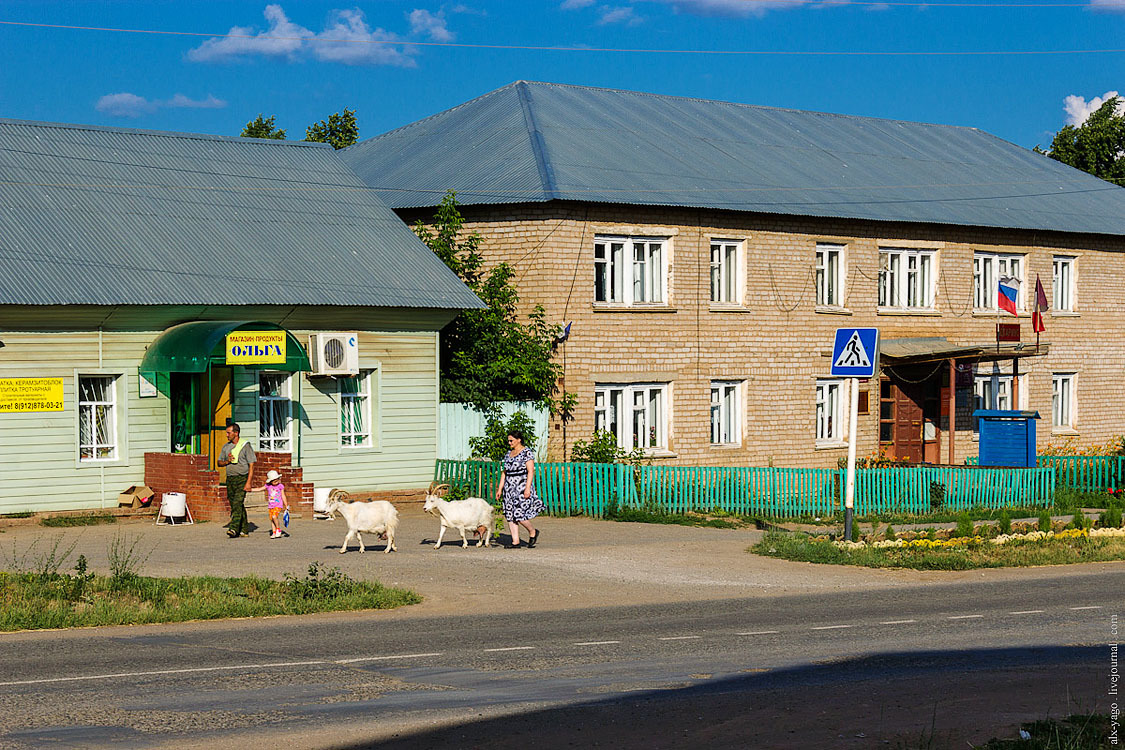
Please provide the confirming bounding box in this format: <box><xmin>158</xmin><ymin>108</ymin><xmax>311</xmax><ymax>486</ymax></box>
<box><xmin>973</xmin><ymin>409</ymin><xmax>1040</xmax><ymax>468</ymax></box>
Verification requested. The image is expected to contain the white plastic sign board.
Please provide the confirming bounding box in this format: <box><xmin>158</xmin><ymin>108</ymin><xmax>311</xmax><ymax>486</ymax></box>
<box><xmin>831</xmin><ymin>328</ymin><xmax>879</xmax><ymax>378</ymax></box>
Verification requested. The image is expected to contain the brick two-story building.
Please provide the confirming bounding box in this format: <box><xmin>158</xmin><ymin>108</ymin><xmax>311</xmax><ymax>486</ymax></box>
<box><xmin>342</xmin><ymin>81</ymin><xmax>1125</xmax><ymax>467</ymax></box>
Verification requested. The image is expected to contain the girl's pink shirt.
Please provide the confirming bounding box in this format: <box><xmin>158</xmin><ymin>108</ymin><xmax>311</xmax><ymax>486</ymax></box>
<box><xmin>265</xmin><ymin>483</ymin><xmax>285</xmax><ymax>508</ymax></box>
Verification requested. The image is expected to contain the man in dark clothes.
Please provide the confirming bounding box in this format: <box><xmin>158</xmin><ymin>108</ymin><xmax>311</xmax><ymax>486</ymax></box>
<box><xmin>218</xmin><ymin>422</ymin><xmax>256</xmax><ymax>538</ymax></box>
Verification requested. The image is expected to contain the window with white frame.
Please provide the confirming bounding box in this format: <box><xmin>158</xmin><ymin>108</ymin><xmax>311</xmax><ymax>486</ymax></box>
<box><xmin>339</xmin><ymin>371</ymin><xmax>373</xmax><ymax>448</ymax></box>
<box><xmin>878</xmin><ymin>248</ymin><xmax>934</xmax><ymax>309</ymax></box>
<box><xmin>259</xmin><ymin>372</ymin><xmax>292</xmax><ymax>452</ymax></box>
<box><xmin>974</xmin><ymin>252</ymin><xmax>1024</xmax><ymax>311</ymax></box>
<box><xmin>815</xmin><ymin>379</ymin><xmax>845</xmax><ymax>444</ymax></box>
<box><xmin>78</xmin><ymin>375</ymin><xmax>117</xmax><ymax>461</ymax></box>
<box><xmin>710</xmin><ymin>240</ymin><xmax>740</xmax><ymax>304</ymax></box>
<box><xmin>815</xmin><ymin>244</ymin><xmax>844</xmax><ymax>307</ymax></box>
<box><xmin>972</xmin><ymin>371</ymin><xmax>1027</xmax><ymax>433</ymax></box>
<box><xmin>710</xmin><ymin>381</ymin><xmax>741</xmax><ymax>445</ymax></box>
<box><xmin>594</xmin><ymin>382</ymin><xmax>668</xmax><ymax>451</ymax></box>
<box><xmin>594</xmin><ymin>236</ymin><xmax>666</xmax><ymax>305</ymax></box>
<box><xmin>1052</xmin><ymin>373</ymin><xmax>1075</xmax><ymax>430</ymax></box>
<box><xmin>1053</xmin><ymin>256</ymin><xmax>1074</xmax><ymax>312</ymax></box>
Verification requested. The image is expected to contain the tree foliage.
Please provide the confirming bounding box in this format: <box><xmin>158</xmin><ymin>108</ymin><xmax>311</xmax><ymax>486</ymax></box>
<box><xmin>1038</xmin><ymin>97</ymin><xmax>1125</xmax><ymax>183</ymax></box>
<box><xmin>415</xmin><ymin>193</ymin><xmax>563</xmax><ymax>410</ymax></box>
<box><xmin>304</xmin><ymin>108</ymin><xmax>359</xmax><ymax>150</ymax></box>
<box><xmin>467</xmin><ymin>411</ymin><xmax>538</xmax><ymax>461</ymax></box>
<box><xmin>241</xmin><ymin>114</ymin><xmax>286</xmax><ymax>140</ymax></box>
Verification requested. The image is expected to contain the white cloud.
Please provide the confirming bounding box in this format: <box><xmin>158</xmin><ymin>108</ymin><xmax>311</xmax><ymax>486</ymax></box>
<box><xmin>649</xmin><ymin>0</ymin><xmax>805</xmax><ymax>17</ymax></box>
<box><xmin>409</xmin><ymin>9</ymin><xmax>454</xmax><ymax>41</ymax></box>
<box><xmin>1089</xmin><ymin>0</ymin><xmax>1125</xmax><ymax>11</ymax></box>
<box><xmin>95</xmin><ymin>93</ymin><xmax>229</xmax><ymax>119</ymax></box>
<box><xmin>561</xmin><ymin>0</ymin><xmax>597</xmax><ymax>8</ymax></box>
<box><xmin>187</xmin><ymin>5</ymin><xmax>440</xmax><ymax>67</ymax></box>
<box><xmin>597</xmin><ymin>6</ymin><xmax>643</xmax><ymax>24</ymax></box>
<box><xmin>1063</xmin><ymin>90</ymin><xmax>1125</xmax><ymax>126</ymax></box>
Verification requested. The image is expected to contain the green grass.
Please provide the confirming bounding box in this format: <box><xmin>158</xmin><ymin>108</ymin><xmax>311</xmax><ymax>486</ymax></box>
<box><xmin>0</xmin><ymin>562</ymin><xmax>420</xmax><ymax>632</ymax></box>
<box><xmin>752</xmin><ymin>531</ymin><xmax>1125</xmax><ymax>570</ymax></box>
<box><xmin>977</xmin><ymin>713</ymin><xmax>1113</xmax><ymax>749</ymax></box>
<box><xmin>1053</xmin><ymin>487</ymin><xmax>1119</xmax><ymax>511</ymax></box>
<box><xmin>39</xmin><ymin>514</ymin><xmax>117</xmax><ymax>528</ymax></box>
<box><xmin>1</xmin><ymin>512</ymin><xmax>34</xmax><ymax>519</ymax></box>
<box><xmin>604</xmin><ymin>505</ymin><xmax>742</xmax><ymax>529</ymax></box>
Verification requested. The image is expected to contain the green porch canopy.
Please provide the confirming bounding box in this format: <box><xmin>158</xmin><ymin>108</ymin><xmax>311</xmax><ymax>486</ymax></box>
<box><xmin>139</xmin><ymin>321</ymin><xmax>312</xmax><ymax>373</ymax></box>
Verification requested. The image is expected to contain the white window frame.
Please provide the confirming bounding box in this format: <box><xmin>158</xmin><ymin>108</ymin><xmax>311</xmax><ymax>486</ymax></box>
<box><xmin>595</xmin><ymin>235</ymin><xmax>668</xmax><ymax>306</ymax></box>
<box><xmin>78</xmin><ymin>374</ymin><xmax>118</xmax><ymax>462</ymax></box>
<box><xmin>1053</xmin><ymin>256</ymin><xmax>1075</xmax><ymax>312</ymax></box>
<box><xmin>339</xmin><ymin>370</ymin><xmax>374</xmax><ymax>449</ymax></box>
<box><xmin>815</xmin><ymin>243</ymin><xmax>845</xmax><ymax>308</ymax></box>
<box><xmin>1052</xmin><ymin>373</ymin><xmax>1076</xmax><ymax>431</ymax></box>
<box><xmin>972</xmin><ymin>371</ymin><xmax>1028</xmax><ymax>435</ymax></box>
<box><xmin>815</xmin><ymin>379</ymin><xmax>845</xmax><ymax>446</ymax></box>
<box><xmin>879</xmin><ymin>248</ymin><xmax>934</xmax><ymax>310</ymax></box>
<box><xmin>594</xmin><ymin>382</ymin><xmax>669</xmax><ymax>452</ymax></box>
<box><xmin>710</xmin><ymin>239</ymin><xmax>741</xmax><ymax>304</ymax></box>
<box><xmin>710</xmin><ymin>380</ymin><xmax>741</xmax><ymax>446</ymax></box>
<box><xmin>974</xmin><ymin>252</ymin><xmax>1024</xmax><ymax>312</ymax></box>
<box><xmin>258</xmin><ymin>371</ymin><xmax>293</xmax><ymax>453</ymax></box>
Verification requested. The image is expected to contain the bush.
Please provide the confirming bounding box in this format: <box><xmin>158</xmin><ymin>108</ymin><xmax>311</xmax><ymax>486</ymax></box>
<box><xmin>1070</xmin><ymin>510</ymin><xmax>1088</xmax><ymax>530</ymax></box>
<box><xmin>1038</xmin><ymin>509</ymin><xmax>1053</xmax><ymax>532</ymax></box>
<box><xmin>1099</xmin><ymin>505</ymin><xmax>1123</xmax><ymax>528</ymax></box>
<box><xmin>954</xmin><ymin>512</ymin><xmax>975</xmax><ymax>538</ymax></box>
<box><xmin>467</xmin><ymin>410</ymin><xmax>538</xmax><ymax>461</ymax></box>
<box><xmin>929</xmin><ymin>482</ymin><xmax>946</xmax><ymax>512</ymax></box>
<box><xmin>998</xmin><ymin>509</ymin><xmax>1012</xmax><ymax>535</ymax></box>
<box><xmin>570</xmin><ymin>429</ymin><xmax>625</xmax><ymax>463</ymax></box>
<box><xmin>884</xmin><ymin>525</ymin><xmax>897</xmax><ymax>541</ymax></box>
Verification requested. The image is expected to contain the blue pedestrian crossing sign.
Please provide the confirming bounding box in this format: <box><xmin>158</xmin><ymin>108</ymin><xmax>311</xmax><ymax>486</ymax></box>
<box><xmin>830</xmin><ymin>328</ymin><xmax>879</xmax><ymax>378</ymax></box>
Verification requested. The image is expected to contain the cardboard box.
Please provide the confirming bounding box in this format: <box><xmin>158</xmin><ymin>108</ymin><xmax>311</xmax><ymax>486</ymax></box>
<box><xmin>117</xmin><ymin>485</ymin><xmax>155</xmax><ymax>509</ymax></box>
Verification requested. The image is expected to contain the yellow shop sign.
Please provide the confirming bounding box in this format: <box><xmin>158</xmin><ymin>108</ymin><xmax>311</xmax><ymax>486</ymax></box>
<box><xmin>225</xmin><ymin>331</ymin><xmax>286</xmax><ymax>365</ymax></box>
<box><xmin>0</xmin><ymin>377</ymin><xmax>64</xmax><ymax>413</ymax></box>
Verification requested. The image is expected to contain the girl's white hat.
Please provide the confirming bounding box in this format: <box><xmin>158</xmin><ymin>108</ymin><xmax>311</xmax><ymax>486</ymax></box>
<box><xmin>266</xmin><ymin>469</ymin><xmax>282</xmax><ymax>482</ymax></box>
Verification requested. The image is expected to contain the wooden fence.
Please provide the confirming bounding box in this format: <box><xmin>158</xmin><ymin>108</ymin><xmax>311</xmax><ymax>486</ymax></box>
<box><xmin>966</xmin><ymin>455</ymin><xmax>1125</xmax><ymax>492</ymax></box>
<box><xmin>434</xmin><ymin>459</ymin><xmax>1055</xmax><ymax>518</ymax></box>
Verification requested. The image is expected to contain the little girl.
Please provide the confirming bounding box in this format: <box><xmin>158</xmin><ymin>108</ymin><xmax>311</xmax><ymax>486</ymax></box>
<box><xmin>253</xmin><ymin>470</ymin><xmax>290</xmax><ymax>539</ymax></box>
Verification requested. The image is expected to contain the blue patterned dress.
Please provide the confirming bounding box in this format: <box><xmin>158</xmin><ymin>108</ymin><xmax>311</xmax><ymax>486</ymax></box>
<box><xmin>501</xmin><ymin>447</ymin><xmax>545</xmax><ymax>521</ymax></box>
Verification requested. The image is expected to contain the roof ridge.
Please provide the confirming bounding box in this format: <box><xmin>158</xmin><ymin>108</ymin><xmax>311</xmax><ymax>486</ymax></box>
<box><xmin>515</xmin><ymin>81</ymin><xmax>558</xmax><ymax>200</ymax></box>
<box><xmin>0</xmin><ymin>117</ymin><xmax>334</xmax><ymax>148</ymax></box>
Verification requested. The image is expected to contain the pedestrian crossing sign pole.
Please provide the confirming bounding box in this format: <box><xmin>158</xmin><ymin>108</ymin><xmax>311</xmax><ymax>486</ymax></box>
<box><xmin>830</xmin><ymin>328</ymin><xmax>880</xmax><ymax>541</ymax></box>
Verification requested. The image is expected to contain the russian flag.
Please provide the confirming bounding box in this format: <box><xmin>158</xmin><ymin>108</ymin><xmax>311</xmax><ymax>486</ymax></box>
<box><xmin>998</xmin><ymin>276</ymin><xmax>1019</xmax><ymax>315</ymax></box>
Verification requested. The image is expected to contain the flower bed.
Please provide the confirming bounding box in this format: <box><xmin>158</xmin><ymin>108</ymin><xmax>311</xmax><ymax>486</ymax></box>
<box><xmin>833</xmin><ymin>526</ymin><xmax>1121</xmax><ymax>550</ymax></box>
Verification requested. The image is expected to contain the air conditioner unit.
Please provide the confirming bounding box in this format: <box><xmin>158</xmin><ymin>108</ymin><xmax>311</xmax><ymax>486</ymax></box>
<box><xmin>308</xmin><ymin>332</ymin><xmax>360</xmax><ymax>376</ymax></box>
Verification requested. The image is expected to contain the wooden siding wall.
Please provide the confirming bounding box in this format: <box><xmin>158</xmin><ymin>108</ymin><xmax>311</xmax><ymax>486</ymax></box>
<box><xmin>0</xmin><ymin>326</ymin><xmax>441</xmax><ymax>514</ymax></box>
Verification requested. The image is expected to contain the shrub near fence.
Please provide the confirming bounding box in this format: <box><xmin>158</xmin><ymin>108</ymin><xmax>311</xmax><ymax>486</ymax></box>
<box><xmin>967</xmin><ymin>455</ymin><xmax>1125</xmax><ymax>492</ymax></box>
<box><xmin>434</xmin><ymin>460</ymin><xmax>1054</xmax><ymax>519</ymax></box>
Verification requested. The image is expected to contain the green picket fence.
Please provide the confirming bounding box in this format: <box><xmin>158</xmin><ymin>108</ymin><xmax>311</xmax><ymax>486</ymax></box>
<box><xmin>434</xmin><ymin>459</ymin><xmax>1054</xmax><ymax>518</ymax></box>
<box><xmin>966</xmin><ymin>455</ymin><xmax>1124</xmax><ymax>492</ymax></box>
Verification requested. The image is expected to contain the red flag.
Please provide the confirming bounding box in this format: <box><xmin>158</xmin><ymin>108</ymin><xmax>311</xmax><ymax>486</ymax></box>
<box><xmin>1032</xmin><ymin>275</ymin><xmax>1048</xmax><ymax>333</ymax></box>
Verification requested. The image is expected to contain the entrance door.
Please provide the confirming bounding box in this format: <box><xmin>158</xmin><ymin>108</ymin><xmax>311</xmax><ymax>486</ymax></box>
<box><xmin>208</xmin><ymin>366</ymin><xmax>233</xmax><ymax>472</ymax></box>
<box><xmin>894</xmin><ymin>381</ymin><xmax>925</xmax><ymax>463</ymax></box>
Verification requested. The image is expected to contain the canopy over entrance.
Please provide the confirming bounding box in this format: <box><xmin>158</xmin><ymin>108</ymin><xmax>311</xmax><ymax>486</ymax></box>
<box><xmin>880</xmin><ymin>336</ymin><xmax>1049</xmax><ymax>366</ymax></box>
<box><xmin>139</xmin><ymin>321</ymin><xmax>311</xmax><ymax>373</ymax></box>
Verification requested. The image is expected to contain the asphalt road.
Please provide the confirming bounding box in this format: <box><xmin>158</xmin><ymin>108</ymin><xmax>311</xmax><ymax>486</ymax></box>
<box><xmin>0</xmin><ymin>570</ymin><xmax>1118</xmax><ymax>749</ymax></box>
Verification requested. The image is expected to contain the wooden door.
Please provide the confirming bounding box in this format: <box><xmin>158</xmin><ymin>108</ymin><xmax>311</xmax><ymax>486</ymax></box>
<box><xmin>894</xmin><ymin>381</ymin><xmax>925</xmax><ymax>463</ymax></box>
<box><xmin>208</xmin><ymin>367</ymin><xmax>233</xmax><ymax>472</ymax></box>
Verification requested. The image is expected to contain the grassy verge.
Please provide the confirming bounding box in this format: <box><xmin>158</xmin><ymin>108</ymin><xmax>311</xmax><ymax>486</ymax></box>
<box><xmin>978</xmin><ymin>713</ymin><xmax>1112</xmax><ymax>749</ymax></box>
<box><xmin>0</xmin><ymin>562</ymin><xmax>420</xmax><ymax>632</ymax></box>
<box><xmin>40</xmin><ymin>514</ymin><xmax>117</xmax><ymax>528</ymax></box>
<box><xmin>752</xmin><ymin>531</ymin><xmax>1125</xmax><ymax>570</ymax></box>
<box><xmin>604</xmin><ymin>505</ymin><xmax>743</xmax><ymax>529</ymax></box>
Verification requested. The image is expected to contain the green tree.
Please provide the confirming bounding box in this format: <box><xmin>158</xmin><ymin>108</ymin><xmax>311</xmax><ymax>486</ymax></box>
<box><xmin>1038</xmin><ymin>97</ymin><xmax>1125</xmax><ymax>183</ymax></box>
<box><xmin>415</xmin><ymin>192</ymin><xmax>564</xmax><ymax>411</ymax></box>
<box><xmin>304</xmin><ymin>109</ymin><xmax>358</xmax><ymax>150</ymax></box>
<box><xmin>240</xmin><ymin>114</ymin><xmax>286</xmax><ymax>140</ymax></box>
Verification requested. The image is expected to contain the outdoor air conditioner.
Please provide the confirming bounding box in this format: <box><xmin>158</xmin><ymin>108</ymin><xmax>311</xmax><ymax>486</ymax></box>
<box><xmin>308</xmin><ymin>332</ymin><xmax>360</xmax><ymax>376</ymax></box>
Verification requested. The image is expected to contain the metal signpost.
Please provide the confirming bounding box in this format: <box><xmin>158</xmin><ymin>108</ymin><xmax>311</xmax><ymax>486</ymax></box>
<box><xmin>830</xmin><ymin>328</ymin><xmax>880</xmax><ymax>541</ymax></box>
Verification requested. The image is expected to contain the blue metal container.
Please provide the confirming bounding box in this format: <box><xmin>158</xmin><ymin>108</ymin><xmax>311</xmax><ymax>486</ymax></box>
<box><xmin>973</xmin><ymin>410</ymin><xmax>1040</xmax><ymax>468</ymax></box>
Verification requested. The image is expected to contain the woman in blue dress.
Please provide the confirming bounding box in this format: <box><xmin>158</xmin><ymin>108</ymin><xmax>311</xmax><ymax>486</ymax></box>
<box><xmin>495</xmin><ymin>429</ymin><xmax>545</xmax><ymax>549</ymax></box>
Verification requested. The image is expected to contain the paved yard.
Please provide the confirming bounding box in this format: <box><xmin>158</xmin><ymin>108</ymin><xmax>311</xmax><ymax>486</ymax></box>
<box><xmin>1</xmin><ymin>503</ymin><xmax>1121</xmax><ymax>619</ymax></box>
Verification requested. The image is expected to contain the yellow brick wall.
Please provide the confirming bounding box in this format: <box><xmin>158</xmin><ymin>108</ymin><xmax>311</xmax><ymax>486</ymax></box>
<box><xmin>405</xmin><ymin>203</ymin><xmax>1123</xmax><ymax>468</ymax></box>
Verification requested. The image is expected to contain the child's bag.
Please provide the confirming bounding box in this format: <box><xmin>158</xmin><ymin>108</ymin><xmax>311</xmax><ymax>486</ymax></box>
<box><xmin>283</xmin><ymin>508</ymin><xmax>290</xmax><ymax>528</ymax></box>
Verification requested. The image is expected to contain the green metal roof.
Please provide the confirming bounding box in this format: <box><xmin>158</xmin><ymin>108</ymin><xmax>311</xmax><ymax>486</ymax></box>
<box><xmin>139</xmin><ymin>321</ymin><xmax>311</xmax><ymax>373</ymax></box>
<box><xmin>344</xmin><ymin>81</ymin><xmax>1125</xmax><ymax>238</ymax></box>
<box><xmin>0</xmin><ymin>118</ymin><xmax>483</xmax><ymax>310</ymax></box>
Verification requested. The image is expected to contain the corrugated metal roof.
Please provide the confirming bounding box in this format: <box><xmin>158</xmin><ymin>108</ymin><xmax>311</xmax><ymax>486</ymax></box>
<box><xmin>0</xmin><ymin>118</ymin><xmax>482</xmax><ymax>309</ymax></box>
<box><xmin>343</xmin><ymin>81</ymin><xmax>1125</xmax><ymax>238</ymax></box>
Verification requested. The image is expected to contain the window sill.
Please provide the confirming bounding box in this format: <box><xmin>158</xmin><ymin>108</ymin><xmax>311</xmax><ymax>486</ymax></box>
<box><xmin>592</xmin><ymin>304</ymin><xmax>678</xmax><ymax>313</ymax></box>
<box><xmin>1051</xmin><ymin>311</ymin><xmax>1080</xmax><ymax>318</ymax></box>
<box><xmin>645</xmin><ymin>450</ymin><xmax>677</xmax><ymax>459</ymax></box>
<box><xmin>78</xmin><ymin>458</ymin><xmax>125</xmax><ymax>467</ymax></box>
<box><xmin>815</xmin><ymin>442</ymin><xmax>847</xmax><ymax>450</ymax></box>
<box><xmin>972</xmin><ymin>310</ymin><xmax>1029</xmax><ymax>318</ymax></box>
<box><xmin>1051</xmin><ymin>428</ymin><xmax>1080</xmax><ymax>436</ymax></box>
<box><xmin>709</xmin><ymin>304</ymin><xmax>752</xmax><ymax>313</ymax></box>
<box><xmin>876</xmin><ymin>308</ymin><xmax>940</xmax><ymax>317</ymax></box>
<box><xmin>815</xmin><ymin>306</ymin><xmax>852</xmax><ymax>316</ymax></box>
<box><xmin>710</xmin><ymin>443</ymin><xmax>743</xmax><ymax>450</ymax></box>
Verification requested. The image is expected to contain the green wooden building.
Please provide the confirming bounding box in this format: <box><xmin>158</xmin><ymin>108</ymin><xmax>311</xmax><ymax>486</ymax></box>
<box><xmin>0</xmin><ymin>118</ymin><xmax>481</xmax><ymax>519</ymax></box>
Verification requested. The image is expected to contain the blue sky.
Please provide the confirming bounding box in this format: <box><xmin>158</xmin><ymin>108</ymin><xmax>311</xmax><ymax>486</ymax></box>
<box><xmin>0</xmin><ymin>0</ymin><xmax>1123</xmax><ymax>150</ymax></box>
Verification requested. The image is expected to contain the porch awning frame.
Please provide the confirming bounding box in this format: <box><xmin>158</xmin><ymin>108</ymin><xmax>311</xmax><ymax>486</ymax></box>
<box><xmin>139</xmin><ymin>320</ymin><xmax>312</xmax><ymax>373</ymax></box>
<box><xmin>879</xmin><ymin>336</ymin><xmax>1050</xmax><ymax>367</ymax></box>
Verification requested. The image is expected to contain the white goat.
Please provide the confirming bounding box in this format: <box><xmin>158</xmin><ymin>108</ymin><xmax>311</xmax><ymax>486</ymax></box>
<box><xmin>326</xmin><ymin>497</ymin><xmax>398</xmax><ymax>554</ymax></box>
<box><xmin>423</xmin><ymin>482</ymin><xmax>494</xmax><ymax>549</ymax></box>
